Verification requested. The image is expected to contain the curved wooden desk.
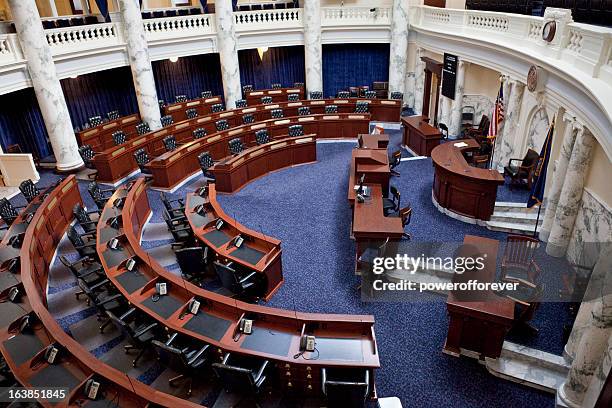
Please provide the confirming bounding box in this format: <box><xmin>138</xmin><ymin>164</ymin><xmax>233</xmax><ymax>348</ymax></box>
<box><xmin>94</xmin><ymin>179</ymin><xmax>379</xmax><ymax>398</ymax></box>
<box><xmin>245</xmin><ymin>87</ymin><xmax>304</xmax><ymax>105</ymax></box>
<box><xmin>212</xmin><ymin>136</ymin><xmax>317</xmax><ymax>193</ymax></box>
<box><xmin>145</xmin><ymin>114</ymin><xmax>369</xmax><ymax>190</ymax></box>
<box><xmin>76</xmin><ymin>113</ymin><xmax>140</xmax><ymax>151</ymax></box>
<box><xmin>431</xmin><ymin>139</ymin><xmax>504</xmax><ymax>222</ymax></box>
<box><xmin>162</xmin><ymin>95</ymin><xmax>223</xmax><ymax>123</ymax></box>
<box><xmin>0</xmin><ymin>176</ymin><xmax>198</xmax><ymax>407</ymax></box>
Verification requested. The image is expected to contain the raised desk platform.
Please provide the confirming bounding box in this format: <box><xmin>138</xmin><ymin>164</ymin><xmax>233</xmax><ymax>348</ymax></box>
<box><xmin>94</xmin><ymin>179</ymin><xmax>380</xmax><ymax>398</ymax></box>
<box><xmin>146</xmin><ymin>114</ymin><xmax>369</xmax><ymax>190</ymax></box>
<box><xmin>212</xmin><ymin>136</ymin><xmax>317</xmax><ymax>193</ymax></box>
<box><xmin>162</xmin><ymin>95</ymin><xmax>223</xmax><ymax>123</ymax></box>
<box><xmin>76</xmin><ymin>113</ymin><xmax>140</xmax><ymax>151</ymax></box>
<box><xmin>401</xmin><ymin>115</ymin><xmax>442</xmax><ymax>157</ymax></box>
<box><xmin>245</xmin><ymin>87</ymin><xmax>304</xmax><ymax>105</ymax></box>
<box><xmin>431</xmin><ymin>139</ymin><xmax>504</xmax><ymax>222</ymax></box>
<box><xmin>360</xmin><ymin>133</ymin><xmax>389</xmax><ymax>150</ymax></box>
<box><xmin>348</xmin><ymin>148</ymin><xmax>391</xmax><ymax>204</ymax></box>
<box><xmin>444</xmin><ymin>235</ymin><xmax>514</xmax><ymax>359</ymax></box>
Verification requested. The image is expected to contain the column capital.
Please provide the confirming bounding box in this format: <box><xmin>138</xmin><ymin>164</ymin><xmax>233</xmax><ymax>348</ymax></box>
<box><xmin>572</xmin><ymin>120</ymin><xmax>586</xmax><ymax>135</ymax></box>
<box><xmin>562</xmin><ymin>111</ymin><xmax>576</xmax><ymax>124</ymax></box>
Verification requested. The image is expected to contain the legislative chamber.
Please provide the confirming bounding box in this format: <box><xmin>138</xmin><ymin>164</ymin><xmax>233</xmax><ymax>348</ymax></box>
<box><xmin>0</xmin><ymin>1</ymin><xmax>610</xmax><ymax>408</ymax></box>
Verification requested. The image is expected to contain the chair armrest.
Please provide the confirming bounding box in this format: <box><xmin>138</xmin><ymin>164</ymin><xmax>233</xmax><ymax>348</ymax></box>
<box><xmin>253</xmin><ymin>360</ymin><xmax>269</xmax><ymax>382</ymax></box>
<box><xmin>239</xmin><ymin>271</ymin><xmax>257</xmax><ymax>285</ymax></box>
<box><xmin>165</xmin><ymin>332</ymin><xmax>178</xmax><ymax>346</ymax></box>
<box><xmin>514</xmin><ymin>278</ymin><xmax>537</xmax><ymax>289</ymax></box>
<box><xmin>78</xmin><ymin>267</ymin><xmax>103</xmax><ymax>278</ymax></box>
<box><xmin>119</xmin><ymin>307</ymin><xmax>137</xmax><ymax>321</ymax></box>
<box><xmin>97</xmin><ymin>293</ymin><xmax>124</xmax><ymax>306</ymax></box>
<box><xmin>134</xmin><ymin>322</ymin><xmax>158</xmax><ymax>338</ymax></box>
<box><xmin>187</xmin><ymin>344</ymin><xmax>210</xmax><ymax>365</ymax></box>
<box><xmin>172</xmin><ymin>226</ymin><xmax>192</xmax><ymax>233</ymax></box>
<box><xmin>505</xmin><ymin>294</ymin><xmax>531</xmax><ymax>307</ymax></box>
<box><xmin>75</xmin><ymin>241</ymin><xmax>96</xmax><ymax>250</ymax></box>
<box><xmin>89</xmin><ymin>278</ymin><xmax>111</xmax><ymax>292</ymax></box>
<box><xmin>86</xmin><ymin>208</ymin><xmax>102</xmax><ymax>215</ymax></box>
<box><xmin>78</xmin><ymin>220</ymin><xmax>98</xmax><ymax>227</ymax></box>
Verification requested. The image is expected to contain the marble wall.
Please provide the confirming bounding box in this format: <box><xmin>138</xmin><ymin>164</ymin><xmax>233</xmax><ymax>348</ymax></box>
<box><xmin>461</xmin><ymin>94</ymin><xmax>493</xmax><ymax>128</ymax></box>
<box><xmin>526</xmin><ymin>107</ymin><xmax>550</xmax><ymax>152</ymax></box>
<box><xmin>405</xmin><ymin>71</ymin><xmax>415</xmax><ymax>109</ymax></box>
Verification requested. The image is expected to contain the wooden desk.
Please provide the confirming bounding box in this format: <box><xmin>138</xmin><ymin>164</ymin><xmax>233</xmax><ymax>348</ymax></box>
<box><xmin>348</xmin><ymin>149</ymin><xmax>390</xmax><ymax>203</ymax></box>
<box><xmin>444</xmin><ymin>235</ymin><xmax>514</xmax><ymax>359</ymax></box>
<box><xmin>76</xmin><ymin>113</ymin><xmax>140</xmax><ymax>151</ymax></box>
<box><xmin>212</xmin><ymin>136</ymin><xmax>317</xmax><ymax>193</ymax></box>
<box><xmin>162</xmin><ymin>95</ymin><xmax>223</xmax><ymax>123</ymax></box>
<box><xmin>245</xmin><ymin>87</ymin><xmax>305</xmax><ymax>105</ymax></box>
<box><xmin>431</xmin><ymin>139</ymin><xmax>504</xmax><ymax>222</ymax></box>
<box><xmin>360</xmin><ymin>133</ymin><xmax>389</xmax><ymax>150</ymax></box>
<box><xmin>4</xmin><ymin>176</ymin><xmax>197</xmax><ymax>407</ymax></box>
<box><xmin>94</xmin><ymin>179</ymin><xmax>380</xmax><ymax>398</ymax></box>
<box><xmin>146</xmin><ymin>114</ymin><xmax>369</xmax><ymax>190</ymax></box>
<box><xmin>352</xmin><ymin>184</ymin><xmax>404</xmax><ymax>241</ymax></box>
<box><xmin>401</xmin><ymin>115</ymin><xmax>442</xmax><ymax>157</ymax></box>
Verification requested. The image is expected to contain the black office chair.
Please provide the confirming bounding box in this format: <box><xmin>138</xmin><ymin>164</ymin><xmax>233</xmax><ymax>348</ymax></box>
<box><xmin>88</xmin><ymin>181</ymin><xmax>114</xmax><ymax>209</ymax></box>
<box><xmin>215</xmin><ymin>119</ymin><xmax>230</xmax><ymax>132</ymax></box>
<box><xmin>270</xmin><ymin>109</ymin><xmax>284</xmax><ymax>119</ymax></box>
<box><xmin>337</xmin><ymin>91</ymin><xmax>350</xmax><ymax>98</ymax></box>
<box><xmin>198</xmin><ymin>152</ymin><xmax>216</xmax><ymax>180</ymax></box>
<box><xmin>175</xmin><ymin>246</ymin><xmax>208</xmax><ymax>283</ymax></box>
<box><xmin>383</xmin><ymin>186</ymin><xmax>401</xmax><ymax>216</ymax></box>
<box><xmin>398</xmin><ymin>206</ymin><xmax>412</xmax><ymax>240</ymax></box>
<box><xmin>106</xmin><ymin>308</ymin><xmax>159</xmax><ymax>367</ymax></box>
<box><xmin>355</xmin><ymin>101</ymin><xmax>369</xmax><ymax>113</ymax></box>
<box><xmin>72</xmin><ymin>203</ymin><xmax>99</xmax><ymax>235</ymax></box>
<box><xmin>439</xmin><ymin>123</ymin><xmax>449</xmax><ymax>140</ymax></box>
<box><xmin>161</xmin><ymin>115</ymin><xmax>174</xmax><ymax>127</ymax></box>
<box><xmin>175</xmin><ymin>95</ymin><xmax>188</xmax><ymax>103</ymax></box>
<box><xmin>112</xmin><ymin>130</ymin><xmax>127</xmax><ymax>146</ymax></box>
<box><xmin>287</xmin><ymin>93</ymin><xmax>299</xmax><ymax>101</ymax></box>
<box><xmin>133</xmin><ymin>148</ymin><xmax>152</xmax><ymax>178</ymax></box>
<box><xmin>89</xmin><ymin>115</ymin><xmax>103</xmax><ymax>127</ymax></box>
<box><xmin>228</xmin><ymin>138</ymin><xmax>244</xmax><ymax>155</ymax></box>
<box><xmin>390</xmin><ymin>91</ymin><xmax>403</xmax><ymax>100</ymax></box>
<box><xmin>364</xmin><ymin>91</ymin><xmax>377</xmax><ymax>99</ymax></box>
<box><xmin>19</xmin><ymin>179</ymin><xmax>39</xmax><ymax>203</ymax></box>
<box><xmin>235</xmin><ymin>99</ymin><xmax>248</xmax><ymax>108</ymax></box>
<box><xmin>389</xmin><ymin>150</ymin><xmax>401</xmax><ymax>177</ymax></box>
<box><xmin>242</xmin><ymin>113</ymin><xmax>255</xmax><ymax>124</ymax></box>
<box><xmin>59</xmin><ymin>255</ymin><xmax>104</xmax><ymax>298</ymax></box>
<box><xmin>77</xmin><ymin>276</ymin><xmax>127</xmax><ymax>333</ymax></box>
<box><xmin>185</xmin><ymin>108</ymin><xmax>198</xmax><ymax>119</ymax></box>
<box><xmin>211</xmin><ymin>103</ymin><xmax>225</xmax><ymax>113</ymax></box>
<box><xmin>107</xmin><ymin>110</ymin><xmax>120</xmax><ymax>120</ymax></box>
<box><xmin>271</xmin><ymin>83</ymin><xmax>282</xmax><ymax>89</ymax></box>
<box><xmin>261</xmin><ymin>96</ymin><xmax>273</xmax><ymax>105</ymax></box>
<box><xmin>309</xmin><ymin>91</ymin><xmax>323</xmax><ymax>100</ymax></box>
<box><xmin>294</xmin><ymin>82</ymin><xmax>304</xmax><ymax>88</ymax></box>
<box><xmin>162</xmin><ymin>209</ymin><xmax>193</xmax><ymax>248</ymax></box>
<box><xmin>242</xmin><ymin>84</ymin><xmax>254</xmax><ymax>96</ymax></box>
<box><xmin>152</xmin><ymin>10</ymin><xmax>164</xmax><ymax>18</ymax></box>
<box><xmin>193</xmin><ymin>128</ymin><xmax>207</xmax><ymax>139</ymax></box>
<box><xmin>165</xmin><ymin>9</ymin><xmax>177</xmax><ymax>17</ymax></box>
<box><xmin>163</xmin><ymin>135</ymin><xmax>177</xmax><ymax>152</ymax></box>
<box><xmin>78</xmin><ymin>145</ymin><xmax>98</xmax><ymax>180</ymax></box>
<box><xmin>504</xmin><ymin>149</ymin><xmax>540</xmax><ymax>190</ymax></box>
<box><xmin>322</xmin><ymin>368</ymin><xmax>370</xmax><ymax>408</ymax></box>
<box><xmin>288</xmin><ymin>124</ymin><xmax>304</xmax><ymax>137</ymax></box>
<box><xmin>213</xmin><ymin>261</ymin><xmax>259</xmax><ymax>301</ymax></box>
<box><xmin>255</xmin><ymin>130</ymin><xmax>270</xmax><ymax>145</ymax></box>
<box><xmin>67</xmin><ymin>225</ymin><xmax>97</xmax><ymax>258</ymax></box>
<box><xmin>201</xmin><ymin>90</ymin><xmax>213</xmax><ymax>98</ymax></box>
<box><xmin>152</xmin><ymin>333</ymin><xmax>210</xmax><ymax>397</ymax></box>
<box><xmin>325</xmin><ymin>105</ymin><xmax>338</xmax><ymax>114</ymax></box>
<box><xmin>298</xmin><ymin>106</ymin><xmax>311</xmax><ymax>116</ymax></box>
<box><xmin>0</xmin><ymin>198</ymin><xmax>22</xmax><ymax>226</ymax></box>
<box><xmin>135</xmin><ymin>122</ymin><xmax>150</xmax><ymax>135</ymax></box>
<box><xmin>212</xmin><ymin>353</ymin><xmax>269</xmax><ymax>405</ymax></box>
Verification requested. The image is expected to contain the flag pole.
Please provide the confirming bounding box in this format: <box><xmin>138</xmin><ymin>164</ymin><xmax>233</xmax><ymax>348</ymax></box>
<box><xmin>534</xmin><ymin>204</ymin><xmax>542</xmax><ymax>238</ymax></box>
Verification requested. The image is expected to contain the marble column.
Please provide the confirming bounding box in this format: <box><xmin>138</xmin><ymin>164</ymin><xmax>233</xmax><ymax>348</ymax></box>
<box><xmin>582</xmin><ymin>330</ymin><xmax>612</xmax><ymax>408</ymax></box>
<box><xmin>414</xmin><ymin>48</ymin><xmax>425</xmax><ymax>116</ymax></box>
<box><xmin>8</xmin><ymin>0</ymin><xmax>84</xmax><ymax>171</ymax></box>
<box><xmin>558</xmin><ymin>246</ymin><xmax>612</xmax><ymax>407</ymax></box>
<box><xmin>440</xmin><ymin>96</ymin><xmax>451</xmax><ymax>128</ymax></box>
<box><xmin>388</xmin><ymin>0</ymin><xmax>409</xmax><ymax>102</ymax></box>
<box><xmin>492</xmin><ymin>79</ymin><xmax>525</xmax><ymax>171</ymax></box>
<box><xmin>546</xmin><ymin>129</ymin><xmax>596</xmax><ymax>257</ymax></box>
<box><xmin>117</xmin><ymin>0</ymin><xmax>161</xmax><ymax>130</ymax></box>
<box><xmin>540</xmin><ymin>114</ymin><xmax>578</xmax><ymax>242</ymax></box>
<box><xmin>214</xmin><ymin>0</ymin><xmax>241</xmax><ymax>109</ymax></box>
<box><xmin>449</xmin><ymin>60</ymin><xmax>468</xmax><ymax>137</ymax></box>
<box><xmin>303</xmin><ymin>0</ymin><xmax>322</xmax><ymax>97</ymax></box>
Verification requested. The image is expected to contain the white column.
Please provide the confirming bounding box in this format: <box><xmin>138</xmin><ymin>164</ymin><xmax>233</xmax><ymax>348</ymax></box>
<box><xmin>449</xmin><ymin>60</ymin><xmax>467</xmax><ymax>137</ymax></box>
<box><xmin>440</xmin><ymin>96</ymin><xmax>451</xmax><ymax>127</ymax></box>
<box><xmin>48</xmin><ymin>0</ymin><xmax>58</xmax><ymax>17</ymax></box>
<box><xmin>214</xmin><ymin>0</ymin><xmax>241</xmax><ymax>108</ymax></box>
<box><xmin>546</xmin><ymin>129</ymin><xmax>596</xmax><ymax>257</ymax></box>
<box><xmin>303</xmin><ymin>0</ymin><xmax>323</xmax><ymax>97</ymax></box>
<box><xmin>491</xmin><ymin>79</ymin><xmax>525</xmax><ymax>171</ymax></box>
<box><xmin>388</xmin><ymin>0</ymin><xmax>409</xmax><ymax>102</ymax></box>
<box><xmin>582</xmin><ymin>331</ymin><xmax>612</xmax><ymax>408</ymax></box>
<box><xmin>540</xmin><ymin>113</ymin><xmax>578</xmax><ymax>242</ymax></box>
<box><xmin>558</xmin><ymin>245</ymin><xmax>612</xmax><ymax>407</ymax></box>
<box><xmin>9</xmin><ymin>0</ymin><xmax>84</xmax><ymax>171</ymax></box>
<box><xmin>117</xmin><ymin>0</ymin><xmax>162</xmax><ymax>130</ymax></box>
<box><xmin>414</xmin><ymin>48</ymin><xmax>425</xmax><ymax>116</ymax></box>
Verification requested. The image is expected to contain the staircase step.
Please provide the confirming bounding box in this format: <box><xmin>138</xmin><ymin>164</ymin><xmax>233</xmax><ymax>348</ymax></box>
<box><xmin>486</xmin><ymin>220</ymin><xmax>541</xmax><ymax>234</ymax></box>
<box><xmin>490</xmin><ymin>211</ymin><xmax>544</xmax><ymax>225</ymax></box>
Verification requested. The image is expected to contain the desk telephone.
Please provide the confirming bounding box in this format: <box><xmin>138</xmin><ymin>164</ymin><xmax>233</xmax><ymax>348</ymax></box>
<box><xmin>84</xmin><ymin>379</ymin><xmax>100</xmax><ymax>400</ymax></box>
<box><xmin>300</xmin><ymin>335</ymin><xmax>316</xmax><ymax>352</ymax></box>
<box><xmin>44</xmin><ymin>344</ymin><xmax>60</xmax><ymax>364</ymax></box>
<box><xmin>239</xmin><ymin>318</ymin><xmax>253</xmax><ymax>334</ymax></box>
<box><xmin>194</xmin><ymin>204</ymin><xmax>206</xmax><ymax>215</ymax></box>
<box><xmin>215</xmin><ymin>219</ymin><xmax>224</xmax><ymax>230</ymax></box>
<box><xmin>125</xmin><ymin>257</ymin><xmax>136</xmax><ymax>272</ymax></box>
<box><xmin>108</xmin><ymin>216</ymin><xmax>121</xmax><ymax>229</ymax></box>
<box><xmin>113</xmin><ymin>197</ymin><xmax>125</xmax><ymax>208</ymax></box>
<box><xmin>156</xmin><ymin>282</ymin><xmax>167</xmax><ymax>296</ymax></box>
<box><xmin>197</xmin><ymin>185</ymin><xmax>209</xmax><ymax>197</ymax></box>
<box><xmin>8</xmin><ymin>287</ymin><xmax>20</xmax><ymax>303</ymax></box>
<box><xmin>232</xmin><ymin>235</ymin><xmax>244</xmax><ymax>248</ymax></box>
<box><xmin>108</xmin><ymin>237</ymin><xmax>121</xmax><ymax>250</ymax></box>
<box><xmin>8</xmin><ymin>233</ymin><xmax>24</xmax><ymax>248</ymax></box>
<box><xmin>188</xmin><ymin>299</ymin><xmax>200</xmax><ymax>315</ymax></box>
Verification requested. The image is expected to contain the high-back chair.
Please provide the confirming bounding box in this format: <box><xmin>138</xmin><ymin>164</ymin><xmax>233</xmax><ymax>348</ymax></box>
<box><xmin>383</xmin><ymin>186</ymin><xmax>401</xmax><ymax>216</ymax></box>
<box><xmin>0</xmin><ymin>198</ymin><xmax>20</xmax><ymax>225</ymax></box>
<box><xmin>211</xmin><ymin>103</ymin><xmax>225</xmax><ymax>113</ymax></box>
<box><xmin>175</xmin><ymin>246</ymin><xmax>208</xmax><ymax>283</ymax></box>
<box><xmin>255</xmin><ymin>130</ymin><xmax>270</xmax><ymax>145</ymax></box>
<box><xmin>112</xmin><ymin>130</ymin><xmax>126</xmax><ymax>146</ymax></box>
<box><xmin>288</xmin><ymin>124</ymin><xmax>304</xmax><ymax>137</ymax></box>
<box><xmin>212</xmin><ymin>353</ymin><xmax>269</xmax><ymax>404</ymax></box>
<box><xmin>198</xmin><ymin>151</ymin><xmax>215</xmax><ymax>180</ymax></box>
<box><xmin>175</xmin><ymin>95</ymin><xmax>188</xmax><ymax>103</ymax></box>
<box><xmin>72</xmin><ymin>203</ymin><xmax>98</xmax><ymax>235</ymax></box>
<box><xmin>88</xmin><ymin>116</ymin><xmax>103</xmax><ymax>127</ymax></box>
<box><xmin>261</xmin><ymin>96</ymin><xmax>273</xmax><ymax>104</ymax></box>
<box><xmin>235</xmin><ymin>99</ymin><xmax>247</xmax><ymax>108</ymax></box>
<box><xmin>242</xmin><ymin>84</ymin><xmax>253</xmax><ymax>95</ymax></box>
<box><xmin>78</xmin><ymin>145</ymin><xmax>98</xmax><ymax>179</ymax></box>
<box><xmin>271</xmin><ymin>83</ymin><xmax>282</xmax><ymax>89</ymax></box>
<box><xmin>228</xmin><ymin>138</ymin><xmax>244</xmax><ymax>155</ymax></box>
<box><xmin>501</xmin><ymin>235</ymin><xmax>541</xmax><ymax>286</ymax></box>
<box><xmin>270</xmin><ymin>108</ymin><xmax>284</xmax><ymax>119</ymax></box>
<box><xmin>294</xmin><ymin>82</ymin><xmax>304</xmax><ymax>88</ymax></box>
<box><xmin>67</xmin><ymin>225</ymin><xmax>97</xmax><ymax>258</ymax></box>
<box><xmin>325</xmin><ymin>105</ymin><xmax>338</xmax><ymax>114</ymax></box>
<box><xmin>161</xmin><ymin>115</ymin><xmax>174</xmax><ymax>127</ymax></box>
<box><xmin>309</xmin><ymin>91</ymin><xmax>323</xmax><ymax>100</ymax></box>
<box><xmin>87</xmin><ymin>181</ymin><xmax>114</xmax><ymax>209</ymax></box>
<box><xmin>215</xmin><ymin>119</ymin><xmax>230</xmax><ymax>131</ymax></box>
<box><xmin>135</xmin><ymin>122</ymin><xmax>150</xmax><ymax>135</ymax></box>
<box><xmin>193</xmin><ymin>128</ymin><xmax>207</xmax><ymax>139</ymax></box>
<box><xmin>364</xmin><ymin>91</ymin><xmax>377</xmax><ymax>99</ymax></box>
<box><xmin>503</xmin><ymin>149</ymin><xmax>540</xmax><ymax>189</ymax></box>
<box><xmin>322</xmin><ymin>368</ymin><xmax>370</xmax><ymax>408</ymax></box>
<box><xmin>213</xmin><ymin>261</ymin><xmax>259</xmax><ymax>300</ymax></box>
<box><xmin>389</xmin><ymin>150</ymin><xmax>402</xmax><ymax>176</ymax></box>
<box><xmin>242</xmin><ymin>113</ymin><xmax>255</xmax><ymax>124</ymax></box>
<box><xmin>106</xmin><ymin>309</ymin><xmax>159</xmax><ymax>367</ymax></box>
<box><xmin>390</xmin><ymin>91</ymin><xmax>403</xmax><ymax>100</ymax></box>
<box><xmin>107</xmin><ymin>110</ymin><xmax>120</xmax><ymax>120</ymax></box>
<box><xmin>287</xmin><ymin>93</ymin><xmax>299</xmax><ymax>101</ymax></box>
<box><xmin>298</xmin><ymin>106</ymin><xmax>311</xmax><ymax>116</ymax></box>
<box><xmin>201</xmin><ymin>90</ymin><xmax>213</xmax><ymax>98</ymax></box>
<box><xmin>337</xmin><ymin>91</ymin><xmax>350</xmax><ymax>98</ymax></box>
<box><xmin>19</xmin><ymin>179</ymin><xmax>39</xmax><ymax>203</ymax></box>
<box><xmin>163</xmin><ymin>135</ymin><xmax>177</xmax><ymax>152</ymax></box>
<box><xmin>185</xmin><ymin>108</ymin><xmax>198</xmax><ymax>119</ymax></box>
<box><xmin>133</xmin><ymin>148</ymin><xmax>152</xmax><ymax>175</ymax></box>
<box><xmin>355</xmin><ymin>101</ymin><xmax>369</xmax><ymax>113</ymax></box>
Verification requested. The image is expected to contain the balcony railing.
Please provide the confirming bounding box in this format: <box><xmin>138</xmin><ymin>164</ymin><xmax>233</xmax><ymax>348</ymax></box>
<box><xmin>234</xmin><ymin>8</ymin><xmax>302</xmax><ymax>31</ymax></box>
<box><xmin>143</xmin><ymin>14</ymin><xmax>215</xmax><ymax>42</ymax></box>
<box><xmin>321</xmin><ymin>7</ymin><xmax>392</xmax><ymax>26</ymax></box>
<box><xmin>45</xmin><ymin>23</ymin><xmax>121</xmax><ymax>52</ymax></box>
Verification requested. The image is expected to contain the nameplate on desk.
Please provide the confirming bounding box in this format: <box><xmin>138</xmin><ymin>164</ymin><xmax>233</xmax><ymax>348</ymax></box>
<box><xmin>133</xmin><ymin>138</ymin><xmax>147</xmax><ymax>146</ymax></box>
<box><xmin>287</xmin><ymin>89</ymin><xmax>301</xmax><ymax>93</ymax></box>
<box><xmin>136</xmin><ymin>183</ymin><xmax>144</xmax><ymax>195</ymax></box>
<box><xmin>36</xmin><ymin>214</ymin><xmax>45</xmax><ymax>230</ymax></box>
<box><xmin>168</xmin><ymin>105</ymin><xmax>181</xmax><ymax>111</ymax></box>
<box><xmin>349</xmin><ymin>115</ymin><xmax>365</xmax><ymax>119</ymax></box>
<box><xmin>298</xmin><ymin>116</ymin><xmax>315</xmax><ymax>122</ymax></box>
<box><xmin>454</xmin><ymin>142</ymin><xmax>469</xmax><ymax>148</ymax></box>
<box><xmin>271</xmin><ymin>142</ymin><xmax>287</xmax><ymax>150</ymax></box>
<box><xmin>264</xmin><ymin>104</ymin><xmax>280</xmax><ymax>110</ymax></box>
<box><xmin>334</xmin><ymin>100</ymin><xmax>349</xmax><ymax>104</ymax></box>
<box><xmin>249</xmin><ymin>92</ymin><xmax>264</xmax><ymax>96</ymax></box>
<box><xmin>175</xmin><ymin>123</ymin><xmax>189</xmax><ymax>130</ymax></box>
<box><xmin>241</xmin><ymin>108</ymin><xmax>256</xmax><ymax>113</ymax></box>
<box><xmin>48</xmin><ymin>196</ymin><xmax>58</xmax><ymax>210</ymax></box>
<box><xmin>288</xmin><ymin>102</ymin><xmax>302</xmax><ymax>107</ymax></box>
<box><xmin>250</xmin><ymin>123</ymin><xmax>266</xmax><ymax>130</ymax></box>
<box><xmin>204</xmin><ymin>98</ymin><xmax>219</xmax><ymax>103</ymax></box>
<box><xmin>187</xmin><ymin>143</ymin><xmax>201</xmax><ymax>152</ymax></box>
<box><xmin>169</xmin><ymin>154</ymin><xmax>181</xmax><ymax>163</ymax></box>
<box><xmin>61</xmin><ymin>181</ymin><xmax>74</xmax><ymax>193</ymax></box>
<box><xmin>274</xmin><ymin>119</ymin><xmax>290</xmax><ymax>125</ymax></box>
<box><xmin>187</xmin><ymin>101</ymin><xmax>200</xmax><ymax>106</ymax></box>
<box><xmin>103</xmin><ymin>123</ymin><xmax>117</xmax><ymax>130</ymax></box>
<box><xmin>295</xmin><ymin>137</ymin><xmax>313</xmax><ymax>143</ymax></box>
<box><xmin>323</xmin><ymin>115</ymin><xmax>340</xmax><ymax>120</ymax></box>
<box><xmin>311</xmin><ymin>100</ymin><xmax>325</xmax><ymax>105</ymax></box>
<box><xmin>122</xmin><ymin>116</ymin><xmax>137</xmax><ymax>124</ymax></box>
<box><xmin>83</xmin><ymin>129</ymin><xmax>98</xmax><ymax>136</ymax></box>
<box><xmin>269</xmin><ymin>90</ymin><xmax>282</xmax><ymax>94</ymax></box>
<box><xmin>197</xmin><ymin>116</ymin><xmax>212</xmax><ymax>123</ymax></box>
<box><xmin>233</xmin><ymin>158</ymin><xmax>245</xmax><ymax>167</ymax></box>
<box><xmin>112</xmin><ymin>147</ymin><xmax>126</xmax><ymax>156</ymax></box>
<box><xmin>220</xmin><ymin>111</ymin><xmax>234</xmax><ymax>117</ymax></box>
<box><xmin>207</xmin><ymin>135</ymin><xmax>221</xmax><ymax>142</ymax></box>
<box><xmin>250</xmin><ymin>150</ymin><xmax>264</xmax><ymax>158</ymax></box>
<box><xmin>229</xmin><ymin>128</ymin><xmax>243</xmax><ymax>136</ymax></box>
<box><xmin>381</xmin><ymin>100</ymin><xmax>397</xmax><ymax>105</ymax></box>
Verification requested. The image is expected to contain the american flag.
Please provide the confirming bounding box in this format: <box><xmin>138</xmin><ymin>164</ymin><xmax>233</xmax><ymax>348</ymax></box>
<box><xmin>488</xmin><ymin>83</ymin><xmax>505</xmax><ymax>138</ymax></box>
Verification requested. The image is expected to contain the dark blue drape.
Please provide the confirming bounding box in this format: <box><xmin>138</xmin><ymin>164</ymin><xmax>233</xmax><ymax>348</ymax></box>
<box><xmin>61</xmin><ymin>66</ymin><xmax>139</xmax><ymax>130</ymax></box>
<box><xmin>152</xmin><ymin>54</ymin><xmax>223</xmax><ymax>104</ymax></box>
<box><xmin>200</xmin><ymin>0</ymin><xmax>208</xmax><ymax>13</ymax></box>
<box><xmin>0</xmin><ymin>88</ymin><xmax>51</xmax><ymax>158</ymax></box>
<box><xmin>238</xmin><ymin>46</ymin><xmax>305</xmax><ymax>90</ymax></box>
<box><xmin>95</xmin><ymin>0</ymin><xmax>109</xmax><ymax>22</ymax></box>
<box><xmin>322</xmin><ymin>44</ymin><xmax>390</xmax><ymax>98</ymax></box>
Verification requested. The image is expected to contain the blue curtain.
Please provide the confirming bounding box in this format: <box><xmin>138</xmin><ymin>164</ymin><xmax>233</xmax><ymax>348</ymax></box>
<box><xmin>95</xmin><ymin>0</ymin><xmax>109</xmax><ymax>22</ymax></box>
<box><xmin>61</xmin><ymin>66</ymin><xmax>139</xmax><ymax>131</ymax></box>
<box><xmin>322</xmin><ymin>44</ymin><xmax>390</xmax><ymax>98</ymax></box>
<box><xmin>0</xmin><ymin>88</ymin><xmax>51</xmax><ymax>159</ymax></box>
<box><xmin>200</xmin><ymin>0</ymin><xmax>208</xmax><ymax>12</ymax></box>
<box><xmin>152</xmin><ymin>54</ymin><xmax>224</xmax><ymax>104</ymax></box>
<box><xmin>238</xmin><ymin>46</ymin><xmax>305</xmax><ymax>90</ymax></box>
<box><xmin>232</xmin><ymin>0</ymin><xmax>237</xmax><ymax>11</ymax></box>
